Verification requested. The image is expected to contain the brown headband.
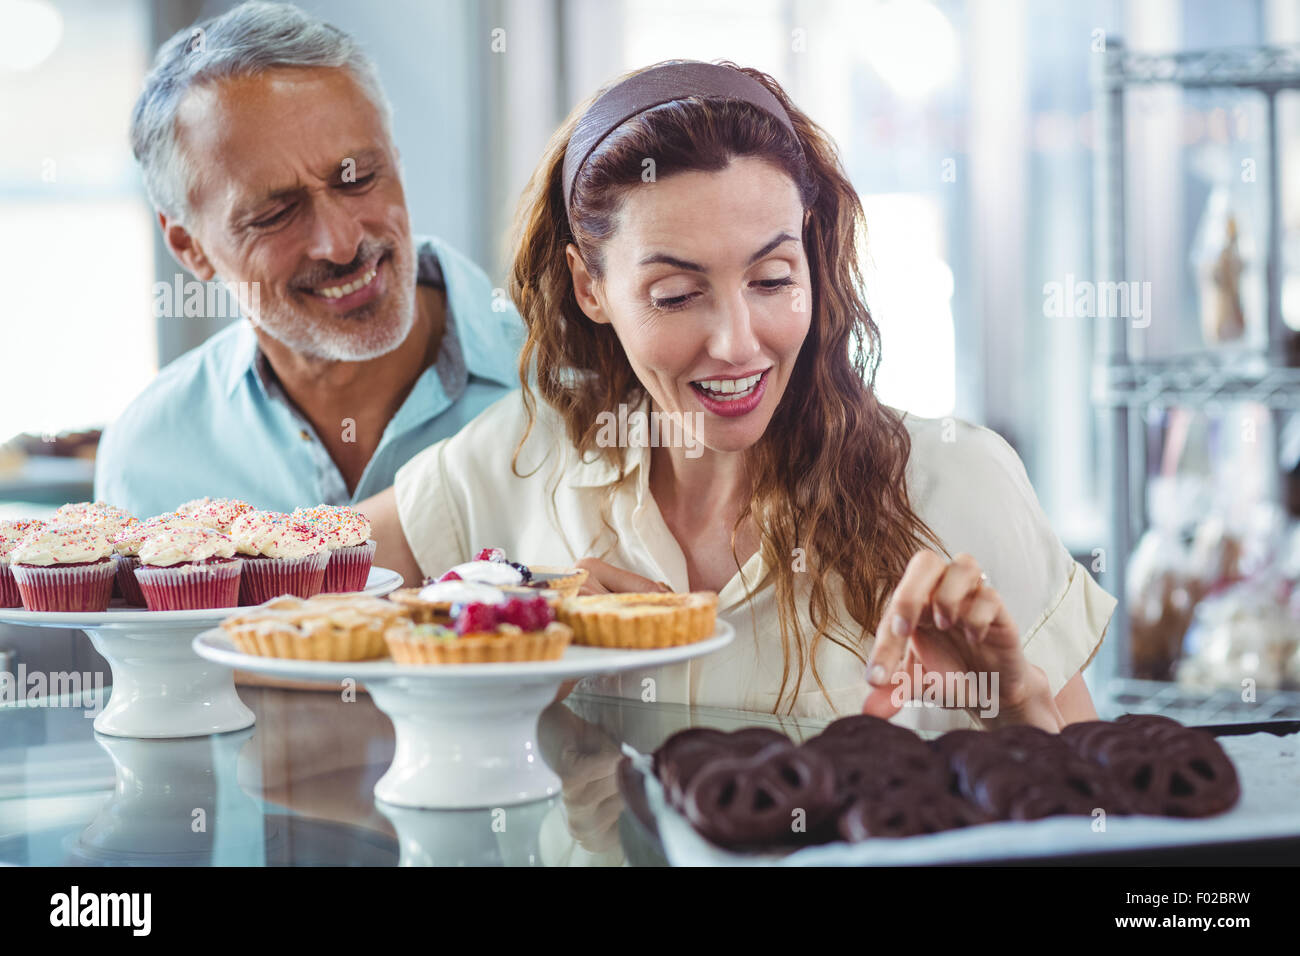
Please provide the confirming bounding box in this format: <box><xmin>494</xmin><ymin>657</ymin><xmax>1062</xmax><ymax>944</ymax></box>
<box><xmin>561</xmin><ymin>61</ymin><xmax>800</xmax><ymax>219</ymax></box>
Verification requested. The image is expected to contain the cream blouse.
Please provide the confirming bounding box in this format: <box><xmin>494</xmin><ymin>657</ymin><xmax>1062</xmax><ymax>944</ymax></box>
<box><xmin>393</xmin><ymin>390</ymin><xmax>1116</xmax><ymax>731</ymax></box>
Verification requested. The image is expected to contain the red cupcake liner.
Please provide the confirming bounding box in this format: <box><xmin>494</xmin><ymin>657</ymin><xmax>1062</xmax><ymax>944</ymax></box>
<box><xmin>11</xmin><ymin>561</ymin><xmax>116</xmax><ymax>612</ymax></box>
<box><xmin>135</xmin><ymin>558</ymin><xmax>244</xmax><ymax>611</ymax></box>
<box><xmin>238</xmin><ymin>551</ymin><xmax>328</xmax><ymax>605</ymax></box>
<box><xmin>114</xmin><ymin>554</ymin><xmax>147</xmax><ymax>607</ymax></box>
<box><xmin>323</xmin><ymin>540</ymin><xmax>377</xmax><ymax>592</ymax></box>
<box><xmin>0</xmin><ymin>565</ymin><xmax>21</xmax><ymax>608</ymax></box>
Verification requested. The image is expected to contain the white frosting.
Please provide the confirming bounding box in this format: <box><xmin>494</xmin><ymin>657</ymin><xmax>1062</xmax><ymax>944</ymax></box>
<box><xmin>447</xmin><ymin>560</ymin><xmax>523</xmax><ymax>586</ymax></box>
<box><xmin>416</xmin><ymin>580</ymin><xmax>507</xmax><ymax>605</ymax></box>
<box><xmin>230</xmin><ymin>511</ymin><xmax>328</xmax><ymax>558</ymax></box>
<box><xmin>10</xmin><ymin>524</ymin><xmax>113</xmax><ymax>566</ymax></box>
<box><xmin>139</xmin><ymin>527</ymin><xmax>237</xmax><ymax>567</ymax></box>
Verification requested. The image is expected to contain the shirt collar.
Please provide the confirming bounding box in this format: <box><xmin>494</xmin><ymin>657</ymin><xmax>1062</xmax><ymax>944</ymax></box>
<box><xmin>225</xmin><ymin>321</ymin><xmax>262</xmax><ymax>398</ymax></box>
<box><xmin>565</xmin><ymin>393</ymin><xmax>651</xmax><ymax>490</ymax></box>
<box><xmin>420</xmin><ymin>234</ymin><xmax>521</xmax><ymax>388</ymax></box>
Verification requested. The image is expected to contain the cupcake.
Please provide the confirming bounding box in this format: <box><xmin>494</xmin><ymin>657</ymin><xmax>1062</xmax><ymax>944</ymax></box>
<box><xmin>52</xmin><ymin>500</ymin><xmax>116</xmax><ymax>522</ymax></box>
<box><xmin>555</xmin><ymin>591</ymin><xmax>719</xmax><ymax>648</ymax></box>
<box><xmin>132</xmin><ymin>527</ymin><xmax>244</xmax><ymax>611</ymax></box>
<box><xmin>432</xmin><ymin>547</ymin><xmax>588</xmax><ymax>598</ymax></box>
<box><xmin>71</xmin><ymin>503</ymin><xmax>137</xmax><ymax>538</ymax></box>
<box><xmin>80</xmin><ymin>506</ymin><xmax>139</xmax><ymax>601</ymax></box>
<box><xmin>0</xmin><ymin>519</ymin><xmax>45</xmax><ymax>608</ymax></box>
<box><xmin>388</xmin><ymin>579</ymin><xmax>508</xmax><ymax>625</ymax></box>
<box><xmin>110</xmin><ymin>512</ymin><xmax>204</xmax><ymax>607</ymax></box>
<box><xmin>384</xmin><ymin>594</ymin><xmax>571</xmax><ymax>664</ymax></box>
<box><xmin>292</xmin><ymin>505</ymin><xmax>376</xmax><ymax>592</ymax></box>
<box><xmin>175</xmin><ymin>497</ymin><xmax>255</xmax><ymax>533</ymax></box>
<box><xmin>10</xmin><ymin>524</ymin><xmax>117</xmax><ymax>612</ymax></box>
<box><xmin>230</xmin><ymin>511</ymin><xmax>330</xmax><ymax>604</ymax></box>
<box><xmin>221</xmin><ymin>593</ymin><xmax>406</xmax><ymax>660</ymax></box>
<box><xmin>53</xmin><ymin>504</ymin><xmax>137</xmax><ymax>601</ymax></box>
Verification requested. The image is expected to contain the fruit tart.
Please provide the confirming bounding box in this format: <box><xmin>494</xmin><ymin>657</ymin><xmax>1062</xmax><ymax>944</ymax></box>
<box><xmin>439</xmin><ymin>547</ymin><xmax>587</xmax><ymax>597</ymax></box>
<box><xmin>388</xmin><ymin>578</ymin><xmax>509</xmax><ymax>625</ymax></box>
<box><xmin>384</xmin><ymin>593</ymin><xmax>571</xmax><ymax>664</ymax></box>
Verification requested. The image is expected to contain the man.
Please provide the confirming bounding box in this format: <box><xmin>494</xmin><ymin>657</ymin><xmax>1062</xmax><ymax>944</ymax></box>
<box><xmin>95</xmin><ymin>1</ymin><xmax>523</xmax><ymax>517</ymax></box>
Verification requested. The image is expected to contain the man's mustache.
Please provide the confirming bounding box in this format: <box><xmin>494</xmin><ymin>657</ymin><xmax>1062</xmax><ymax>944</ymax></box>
<box><xmin>290</xmin><ymin>240</ymin><xmax>391</xmax><ymax>289</ymax></box>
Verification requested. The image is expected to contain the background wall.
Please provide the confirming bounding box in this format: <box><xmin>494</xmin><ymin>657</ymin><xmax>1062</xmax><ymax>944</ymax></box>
<box><xmin>3</xmin><ymin>0</ymin><xmax>1298</xmax><ymax>558</ymax></box>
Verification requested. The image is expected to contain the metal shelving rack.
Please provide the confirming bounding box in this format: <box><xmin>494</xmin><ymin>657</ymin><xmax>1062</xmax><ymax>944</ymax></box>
<box><xmin>1091</xmin><ymin>39</ymin><xmax>1300</xmax><ymax>723</ymax></box>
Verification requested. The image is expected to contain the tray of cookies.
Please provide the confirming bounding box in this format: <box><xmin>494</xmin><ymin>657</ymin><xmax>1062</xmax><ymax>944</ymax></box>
<box><xmin>619</xmin><ymin>714</ymin><xmax>1300</xmax><ymax>865</ymax></box>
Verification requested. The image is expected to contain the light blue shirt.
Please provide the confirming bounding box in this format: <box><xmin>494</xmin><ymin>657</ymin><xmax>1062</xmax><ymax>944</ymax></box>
<box><xmin>94</xmin><ymin>235</ymin><xmax>524</xmax><ymax>516</ymax></box>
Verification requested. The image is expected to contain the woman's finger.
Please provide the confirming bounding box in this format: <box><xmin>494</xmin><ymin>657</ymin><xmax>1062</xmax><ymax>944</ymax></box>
<box><xmin>957</xmin><ymin>586</ymin><xmax>1002</xmax><ymax>645</ymax></box>
<box><xmin>865</xmin><ymin>550</ymin><xmax>946</xmax><ymax>688</ymax></box>
<box><xmin>862</xmin><ymin>647</ymin><xmax>920</xmax><ymax>717</ymax></box>
<box><xmin>930</xmin><ymin>553</ymin><xmax>983</xmax><ymax>631</ymax></box>
<box><xmin>575</xmin><ymin>557</ymin><xmax>670</xmax><ymax>595</ymax></box>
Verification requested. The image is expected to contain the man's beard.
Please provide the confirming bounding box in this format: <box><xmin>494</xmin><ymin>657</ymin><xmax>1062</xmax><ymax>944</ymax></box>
<box><xmin>236</xmin><ymin>240</ymin><xmax>418</xmax><ymax>362</ymax></box>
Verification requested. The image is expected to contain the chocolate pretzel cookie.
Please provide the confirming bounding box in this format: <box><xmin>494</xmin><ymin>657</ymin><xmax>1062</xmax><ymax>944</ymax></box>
<box><xmin>806</xmin><ymin>720</ymin><xmax>947</xmax><ymax>798</ymax></box>
<box><xmin>972</xmin><ymin>754</ymin><xmax>1134</xmax><ymax>819</ymax></box>
<box><xmin>837</xmin><ymin>784</ymin><xmax>991</xmax><ymax>841</ymax></box>
<box><xmin>935</xmin><ymin>725</ymin><xmax>1074</xmax><ymax>805</ymax></box>
<box><xmin>1060</xmin><ymin>716</ymin><xmax>1239</xmax><ymax>817</ymax></box>
<box><xmin>682</xmin><ymin>743</ymin><xmax>839</xmax><ymax>849</ymax></box>
<box><xmin>654</xmin><ymin>727</ymin><xmax>791</xmax><ymax>810</ymax></box>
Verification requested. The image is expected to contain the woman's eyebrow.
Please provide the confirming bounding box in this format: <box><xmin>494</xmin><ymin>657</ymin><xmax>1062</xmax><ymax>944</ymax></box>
<box><xmin>747</xmin><ymin>232</ymin><xmax>798</xmax><ymax>263</ymax></box>
<box><xmin>637</xmin><ymin>231</ymin><xmax>799</xmax><ymax>272</ymax></box>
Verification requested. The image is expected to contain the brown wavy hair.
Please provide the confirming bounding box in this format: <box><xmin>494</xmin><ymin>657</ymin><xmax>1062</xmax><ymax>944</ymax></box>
<box><xmin>509</xmin><ymin>61</ymin><xmax>949</xmax><ymax>713</ymax></box>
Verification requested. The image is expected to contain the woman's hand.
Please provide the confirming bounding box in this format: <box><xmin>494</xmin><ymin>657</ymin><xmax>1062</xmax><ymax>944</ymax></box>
<box><xmin>862</xmin><ymin>550</ymin><xmax>1063</xmax><ymax>731</ymax></box>
<box><xmin>537</xmin><ymin>703</ymin><xmax>626</xmax><ymax>857</ymax></box>
<box><xmin>574</xmin><ymin>557</ymin><xmax>671</xmax><ymax>596</ymax></box>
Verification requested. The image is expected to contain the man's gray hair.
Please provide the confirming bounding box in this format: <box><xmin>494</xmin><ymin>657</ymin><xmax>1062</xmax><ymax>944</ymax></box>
<box><xmin>130</xmin><ymin>1</ymin><xmax>393</xmax><ymax>222</ymax></box>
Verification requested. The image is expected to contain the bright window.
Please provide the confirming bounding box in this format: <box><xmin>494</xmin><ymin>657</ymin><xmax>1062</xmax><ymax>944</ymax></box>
<box><xmin>0</xmin><ymin>0</ymin><xmax>155</xmax><ymax>441</ymax></box>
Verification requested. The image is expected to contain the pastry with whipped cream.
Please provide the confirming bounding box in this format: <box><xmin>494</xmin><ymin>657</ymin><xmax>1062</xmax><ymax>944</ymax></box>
<box><xmin>175</xmin><ymin>497</ymin><xmax>255</xmax><ymax>533</ymax></box>
<box><xmin>109</xmin><ymin>512</ymin><xmax>204</xmax><ymax>607</ymax></box>
<box><xmin>229</xmin><ymin>510</ymin><xmax>330</xmax><ymax>604</ymax></box>
<box><xmin>388</xmin><ymin>578</ymin><xmax>509</xmax><ymax>624</ymax></box>
<box><xmin>9</xmin><ymin>523</ymin><xmax>117</xmax><ymax>612</ymax></box>
<box><xmin>76</xmin><ymin>504</ymin><xmax>138</xmax><ymax>540</ymax></box>
<box><xmin>133</xmin><ymin>526</ymin><xmax>244</xmax><ymax>611</ymax></box>
<box><xmin>52</xmin><ymin>500</ymin><xmax>116</xmax><ymax>522</ymax></box>
<box><xmin>291</xmin><ymin>504</ymin><xmax>376</xmax><ymax>592</ymax></box>
<box><xmin>431</xmin><ymin>547</ymin><xmax>588</xmax><ymax>597</ymax></box>
<box><xmin>0</xmin><ymin>518</ymin><xmax>45</xmax><ymax>608</ymax></box>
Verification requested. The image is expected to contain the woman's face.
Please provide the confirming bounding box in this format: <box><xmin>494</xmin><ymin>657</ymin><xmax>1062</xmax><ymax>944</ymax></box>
<box><xmin>568</xmin><ymin>156</ymin><xmax>811</xmax><ymax>455</ymax></box>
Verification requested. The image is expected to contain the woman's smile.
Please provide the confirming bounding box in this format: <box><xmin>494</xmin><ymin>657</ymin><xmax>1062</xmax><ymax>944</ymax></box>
<box><xmin>688</xmin><ymin>367</ymin><xmax>772</xmax><ymax>417</ymax></box>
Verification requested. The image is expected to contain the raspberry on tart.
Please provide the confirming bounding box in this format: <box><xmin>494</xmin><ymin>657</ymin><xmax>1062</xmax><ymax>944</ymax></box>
<box><xmin>384</xmin><ymin>594</ymin><xmax>571</xmax><ymax>664</ymax></box>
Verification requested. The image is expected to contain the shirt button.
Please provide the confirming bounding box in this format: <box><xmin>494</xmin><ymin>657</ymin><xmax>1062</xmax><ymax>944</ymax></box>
<box><xmin>300</xmin><ymin>430</ymin><xmax>311</xmax><ymax>442</ymax></box>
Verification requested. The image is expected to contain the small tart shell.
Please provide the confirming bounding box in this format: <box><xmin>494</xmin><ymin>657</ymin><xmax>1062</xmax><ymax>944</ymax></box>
<box><xmin>524</xmin><ymin>566</ymin><xmax>588</xmax><ymax>599</ymax></box>
<box><xmin>221</xmin><ymin>594</ymin><xmax>406</xmax><ymax>661</ymax></box>
<box><xmin>556</xmin><ymin>591</ymin><xmax>718</xmax><ymax>648</ymax></box>
<box><xmin>384</xmin><ymin>619</ymin><xmax>571</xmax><ymax>664</ymax></box>
<box><xmin>387</xmin><ymin>587</ymin><xmax>456</xmax><ymax>625</ymax></box>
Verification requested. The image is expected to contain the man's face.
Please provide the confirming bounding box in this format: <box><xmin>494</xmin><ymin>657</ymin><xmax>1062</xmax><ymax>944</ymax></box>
<box><xmin>174</xmin><ymin>66</ymin><xmax>416</xmax><ymax>362</ymax></box>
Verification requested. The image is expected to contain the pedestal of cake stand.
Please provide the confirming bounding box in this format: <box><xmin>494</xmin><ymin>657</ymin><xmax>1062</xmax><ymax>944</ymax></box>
<box><xmin>366</xmin><ymin>675</ymin><xmax>563</xmax><ymax>809</ymax></box>
<box><xmin>83</xmin><ymin>622</ymin><xmax>256</xmax><ymax>739</ymax></box>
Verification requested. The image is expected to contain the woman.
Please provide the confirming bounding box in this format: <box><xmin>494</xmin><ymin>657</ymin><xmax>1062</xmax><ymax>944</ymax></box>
<box><xmin>363</xmin><ymin>60</ymin><xmax>1115</xmax><ymax>731</ymax></box>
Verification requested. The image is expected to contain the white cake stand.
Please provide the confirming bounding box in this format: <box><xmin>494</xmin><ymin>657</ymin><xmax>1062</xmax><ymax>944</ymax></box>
<box><xmin>72</xmin><ymin>728</ymin><xmax>264</xmax><ymax>864</ymax></box>
<box><xmin>0</xmin><ymin>567</ymin><xmax>402</xmax><ymax>739</ymax></box>
<box><xmin>193</xmin><ymin>621</ymin><xmax>735</xmax><ymax>810</ymax></box>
